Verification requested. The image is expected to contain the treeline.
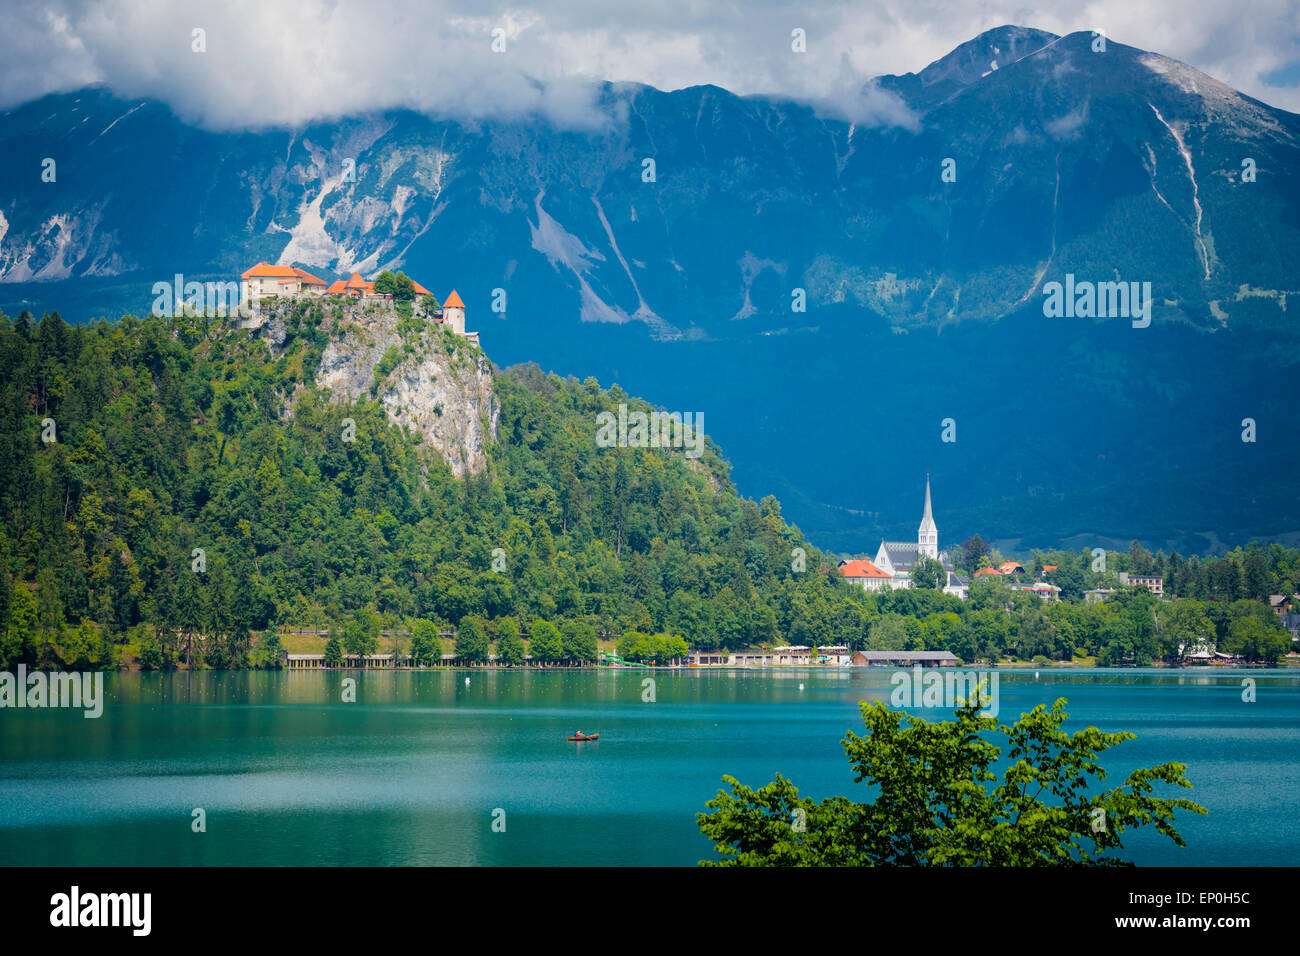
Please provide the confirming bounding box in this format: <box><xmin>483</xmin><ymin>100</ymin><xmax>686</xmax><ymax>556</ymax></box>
<box><xmin>0</xmin><ymin>308</ymin><xmax>1292</xmax><ymax>672</ymax></box>
<box><xmin>954</xmin><ymin>533</ymin><xmax>1300</xmax><ymax>605</ymax></box>
<box><xmin>0</xmin><ymin>308</ymin><xmax>851</xmax><ymax>670</ymax></box>
<box><xmin>859</xmin><ymin>580</ymin><xmax>1289</xmax><ymax>666</ymax></box>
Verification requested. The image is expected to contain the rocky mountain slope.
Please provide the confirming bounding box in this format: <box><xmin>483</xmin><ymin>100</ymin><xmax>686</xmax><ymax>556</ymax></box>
<box><xmin>253</xmin><ymin>298</ymin><xmax>497</xmax><ymax>477</ymax></box>
<box><xmin>1</xmin><ymin>25</ymin><xmax>1296</xmax><ymax>553</ymax></box>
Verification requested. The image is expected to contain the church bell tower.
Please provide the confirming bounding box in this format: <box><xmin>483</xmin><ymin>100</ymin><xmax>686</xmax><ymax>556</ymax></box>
<box><xmin>918</xmin><ymin>474</ymin><xmax>938</xmax><ymax>559</ymax></box>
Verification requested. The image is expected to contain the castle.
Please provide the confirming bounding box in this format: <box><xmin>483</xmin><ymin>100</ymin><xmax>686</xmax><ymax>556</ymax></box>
<box><xmin>240</xmin><ymin>262</ymin><xmax>474</xmax><ymax>343</ymax></box>
<box><xmin>839</xmin><ymin>475</ymin><xmax>969</xmax><ymax>599</ymax></box>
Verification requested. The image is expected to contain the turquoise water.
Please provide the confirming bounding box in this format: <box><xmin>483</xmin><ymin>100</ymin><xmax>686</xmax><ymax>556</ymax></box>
<box><xmin>1</xmin><ymin>668</ymin><xmax>1297</xmax><ymax>866</ymax></box>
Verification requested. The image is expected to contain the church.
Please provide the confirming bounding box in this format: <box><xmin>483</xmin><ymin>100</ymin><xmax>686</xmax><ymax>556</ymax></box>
<box><xmin>840</xmin><ymin>475</ymin><xmax>969</xmax><ymax>599</ymax></box>
<box><xmin>874</xmin><ymin>474</ymin><xmax>947</xmax><ymax>579</ymax></box>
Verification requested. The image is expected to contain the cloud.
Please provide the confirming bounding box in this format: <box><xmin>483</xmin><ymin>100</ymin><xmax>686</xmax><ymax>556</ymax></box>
<box><xmin>0</xmin><ymin>0</ymin><xmax>1297</xmax><ymax>130</ymax></box>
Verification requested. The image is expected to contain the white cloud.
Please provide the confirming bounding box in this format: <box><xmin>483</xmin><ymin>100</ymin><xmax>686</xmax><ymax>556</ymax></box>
<box><xmin>0</xmin><ymin>0</ymin><xmax>1297</xmax><ymax>129</ymax></box>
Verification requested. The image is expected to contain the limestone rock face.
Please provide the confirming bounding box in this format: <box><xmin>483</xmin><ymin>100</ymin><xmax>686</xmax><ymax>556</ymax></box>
<box><xmin>266</xmin><ymin>298</ymin><xmax>498</xmax><ymax>477</ymax></box>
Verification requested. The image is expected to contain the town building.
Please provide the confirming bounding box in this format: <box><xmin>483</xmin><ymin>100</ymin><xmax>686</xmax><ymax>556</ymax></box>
<box><xmin>942</xmin><ymin>570</ymin><xmax>971</xmax><ymax>600</ymax></box>
<box><xmin>285</xmin><ymin>652</ymin><xmax>398</xmax><ymax>669</ymax></box>
<box><xmin>1118</xmin><ymin>572</ymin><xmax>1164</xmax><ymax>595</ymax></box>
<box><xmin>838</xmin><ymin>558</ymin><xmax>893</xmax><ymax>592</ymax></box>
<box><xmin>1012</xmin><ymin>582</ymin><xmax>1062</xmax><ymax>603</ymax></box>
<box><xmin>689</xmin><ymin>645</ymin><xmax>852</xmax><ymax>667</ymax></box>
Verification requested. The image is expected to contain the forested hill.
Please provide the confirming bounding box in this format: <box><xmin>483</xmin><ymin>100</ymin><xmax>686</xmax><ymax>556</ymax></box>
<box><xmin>0</xmin><ymin>303</ymin><xmax>859</xmax><ymax>669</ymax></box>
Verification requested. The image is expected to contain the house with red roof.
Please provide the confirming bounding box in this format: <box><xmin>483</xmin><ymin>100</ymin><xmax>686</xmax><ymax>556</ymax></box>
<box><xmin>838</xmin><ymin>558</ymin><xmax>893</xmax><ymax>592</ymax></box>
<box><xmin>1013</xmin><ymin>582</ymin><xmax>1062</xmax><ymax>603</ymax></box>
<box><xmin>241</xmin><ymin>262</ymin><xmax>328</xmax><ymax>301</ymax></box>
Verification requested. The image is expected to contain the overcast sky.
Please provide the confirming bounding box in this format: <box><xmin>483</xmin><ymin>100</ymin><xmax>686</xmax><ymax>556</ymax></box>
<box><xmin>3</xmin><ymin>0</ymin><xmax>1298</xmax><ymax>128</ymax></box>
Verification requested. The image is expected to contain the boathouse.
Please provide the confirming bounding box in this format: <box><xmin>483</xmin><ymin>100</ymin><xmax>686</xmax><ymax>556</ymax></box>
<box><xmin>849</xmin><ymin>650</ymin><xmax>959</xmax><ymax>667</ymax></box>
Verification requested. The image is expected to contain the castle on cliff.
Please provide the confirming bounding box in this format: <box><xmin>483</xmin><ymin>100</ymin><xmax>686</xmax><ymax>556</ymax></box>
<box><xmin>240</xmin><ymin>262</ymin><xmax>475</xmax><ymax>344</ymax></box>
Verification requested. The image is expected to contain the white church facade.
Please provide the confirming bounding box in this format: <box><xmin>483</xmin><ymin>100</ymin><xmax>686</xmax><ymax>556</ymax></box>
<box><xmin>840</xmin><ymin>475</ymin><xmax>970</xmax><ymax>599</ymax></box>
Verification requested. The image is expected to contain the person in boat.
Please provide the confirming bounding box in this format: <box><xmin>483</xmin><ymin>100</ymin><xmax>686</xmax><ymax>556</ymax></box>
<box><xmin>575</xmin><ymin>730</ymin><xmax>583</xmax><ymax>738</ymax></box>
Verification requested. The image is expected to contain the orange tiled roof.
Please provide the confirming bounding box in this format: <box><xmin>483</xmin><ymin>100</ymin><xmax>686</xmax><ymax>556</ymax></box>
<box><xmin>241</xmin><ymin>262</ymin><xmax>325</xmax><ymax>285</ymax></box>
<box><xmin>443</xmin><ymin>289</ymin><xmax>465</xmax><ymax>309</ymax></box>
<box><xmin>839</xmin><ymin>559</ymin><xmax>890</xmax><ymax>579</ymax></box>
<box><xmin>323</xmin><ymin>271</ymin><xmax>433</xmax><ymax>297</ymax></box>
<box><xmin>242</xmin><ymin>261</ymin><xmax>295</xmax><ymax>278</ymax></box>
<box><xmin>974</xmin><ymin>567</ymin><xmax>1002</xmax><ymax>576</ymax></box>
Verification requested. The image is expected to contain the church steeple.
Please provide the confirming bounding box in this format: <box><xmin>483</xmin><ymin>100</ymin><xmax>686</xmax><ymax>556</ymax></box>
<box><xmin>918</xmin><ymin>473</ymin><xmax>938</xmax><ymax>558</ymax></box>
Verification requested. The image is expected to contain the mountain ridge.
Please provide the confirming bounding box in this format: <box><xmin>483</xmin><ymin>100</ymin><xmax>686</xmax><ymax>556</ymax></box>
<box><xmin>1</xmin><ymin>25</ymin><xmax>1297</xmax><ymax>555</ymax></box>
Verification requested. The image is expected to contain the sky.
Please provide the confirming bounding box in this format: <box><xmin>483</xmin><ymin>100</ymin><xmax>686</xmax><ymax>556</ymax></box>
<box><xmin>1</xmin><ymin>0</ymin><xmax>1298</xmax><ymax>129</ymax></box>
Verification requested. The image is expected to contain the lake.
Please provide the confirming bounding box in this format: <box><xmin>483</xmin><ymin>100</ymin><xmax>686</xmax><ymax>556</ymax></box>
<box><xmin>1</xmin><ymin>668</ymin><xmax>1297</xmax><ymax>866</ymax></box>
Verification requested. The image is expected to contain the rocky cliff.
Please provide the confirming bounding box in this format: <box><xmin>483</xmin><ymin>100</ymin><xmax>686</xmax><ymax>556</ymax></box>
<box><xmin>254</xmin><ymin>297</ymin><xmax>498</xmax><ymax>477</ymax></box>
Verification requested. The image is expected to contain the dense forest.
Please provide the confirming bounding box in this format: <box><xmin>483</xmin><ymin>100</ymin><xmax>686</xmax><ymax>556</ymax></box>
<box><xmin>0</xmin><ymin>308</ymin><xmax>1294</xmax><ymax>670</ymax></box>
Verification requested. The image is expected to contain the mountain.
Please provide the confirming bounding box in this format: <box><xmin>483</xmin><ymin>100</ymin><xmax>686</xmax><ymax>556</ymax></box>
<box><xmin>2</xmin><ymin>26</ymin><xmax>1298</xmax><ymax>555</ymax></box>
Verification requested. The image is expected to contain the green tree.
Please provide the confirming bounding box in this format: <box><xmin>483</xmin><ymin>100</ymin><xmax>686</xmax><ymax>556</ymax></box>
<box><xmin>910</xmin><ymin>555</ymin><xmax>945</xmax><ymax>591</ymax></box>
<box><xmin>959</xmin><ymin>535</ymin><xmax>990</xmax><ymax>575</ymax></box>
<box><xmin>698</xmin><ymin>696</ymin><xmax>1206</xmax><ymax>866</ymax></box>
<box><xmin>410</xmin><ymin>619</ymin><xmax>441</xmax><ymax>665</ymax></box>
<box><xmin>1156</xmin><ymin>599</ymin><xmax>1215</xmax><ymax>661</ymax></box>
<box><xmin>391</xmin><ymin>272</ymin><xmax>417</xmax><ymax>301</ymax></box>
<box><xmin>342</xmin><ymin>613</ymin><xmax>377</xmax><ymax>658</ymax></box>
<box><xmin>495</xmin><ymin>619</ymin><xmax>526</xmax><ymax>666</ymax></box>
<box><xmin>867</xmin><ymin>616</ymin><xmax>909</xmax><ymax>651</ymax></box>
<box><xmin>529</xmin><ymin>619</ymin><xmax>563</xmax><ymax>663</ymax></box>
<box><xmin>455</xmin><ymin>615</ymin><xmax>490</xmax><ymax>664</ymax></box>
<box><xmin>257</xmin><ymin>629</ymin><xmax>283</xmax><ymax>669</ymax></box>
<box><xmin>323</xmin><ymin>635</ymin><xmax>344</xmax><ymax>667</ymax></box>
<box><xmin>560</xmin><ymin>619</ymin><xmax>599</xmax><ymax>663</ymax></box>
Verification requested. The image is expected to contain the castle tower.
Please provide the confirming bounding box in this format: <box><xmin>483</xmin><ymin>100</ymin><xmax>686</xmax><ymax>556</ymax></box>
<box><xmin>443</xmin><ymin>289</ymin><xmax>465</xmax><ymax>334</ymax></box>
<box><xmin>918</xmin><ymin>473</ymin><xmax>938</xmax><ymax>558</ymax></box>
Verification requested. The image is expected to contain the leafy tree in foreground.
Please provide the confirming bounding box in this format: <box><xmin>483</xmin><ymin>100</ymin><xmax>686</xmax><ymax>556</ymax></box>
<box><xmin>697</xmin><ymin>695</ymin><xmax>1206</xmax><ymax>866</ymax></box>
